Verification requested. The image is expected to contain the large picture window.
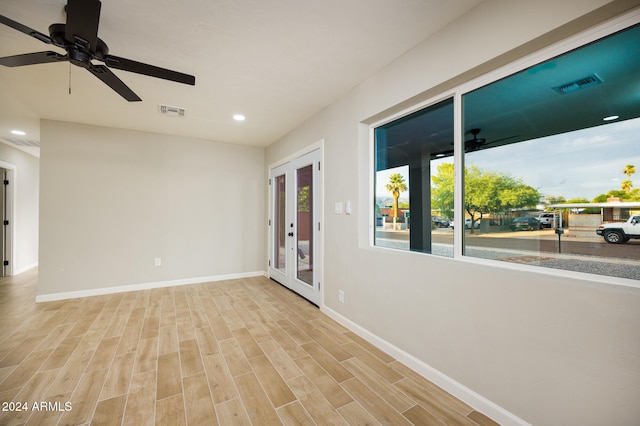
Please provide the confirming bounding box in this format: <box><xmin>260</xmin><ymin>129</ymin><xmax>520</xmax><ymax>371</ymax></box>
<box><xmin>460</xmin><ymin>23</ymin><xmax>640</xmax><ymax>280</ymax></box>
<box><xmin>373</xmin><ymin>21</ymin><xmax>640</xmax><ymax>282</ymax></box>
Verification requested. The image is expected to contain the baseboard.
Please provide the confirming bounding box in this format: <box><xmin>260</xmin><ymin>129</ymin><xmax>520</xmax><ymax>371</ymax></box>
<box><xmin>321</xmin><ymin>305</ymin><xmax>530</xmax><ymax>426</ymax></box>
<box><xmin>13</xmin><ymin>262</ymin><xmax>38</xmax><ymax>276</ymax></box>
<box><xmin>35</xmin><ymin>270</ymin><xmax>267</xmax><ymax>303</ymax></box>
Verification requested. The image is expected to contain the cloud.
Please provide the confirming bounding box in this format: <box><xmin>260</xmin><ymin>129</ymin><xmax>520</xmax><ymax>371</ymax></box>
<box><xmin>466</xmin><ymin>118</ymin><xmax>640</xmax><ymax>199</ymax></box>
<box><xmin>376</xmin><ymin>117</ymin><xmax>640</xmax><ymax>202</ymax></box>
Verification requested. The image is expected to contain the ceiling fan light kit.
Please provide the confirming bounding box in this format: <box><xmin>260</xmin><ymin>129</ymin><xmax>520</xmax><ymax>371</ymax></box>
<box><xmin>0</xmin><ymin>0</ymin><xmax>195</xmax><ymax>102</ymax></box>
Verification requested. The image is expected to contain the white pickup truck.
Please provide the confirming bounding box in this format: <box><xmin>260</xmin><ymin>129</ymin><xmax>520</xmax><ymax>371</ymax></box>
<box><xmin>538</xmin><ymin>212</ymin><xmax>559</xmax><ymax>228</ymax></box>
<box><xmin>596</xmin><ymin>215</ymin><xmax>640</xmax><ymax>243</ymax></box>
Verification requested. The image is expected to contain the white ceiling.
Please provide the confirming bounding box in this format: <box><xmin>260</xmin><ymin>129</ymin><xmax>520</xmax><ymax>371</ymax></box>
<box><xmin>0</xmin><ymin>0</ymin><xmax>482</xmax><ymax>156</ymax></box>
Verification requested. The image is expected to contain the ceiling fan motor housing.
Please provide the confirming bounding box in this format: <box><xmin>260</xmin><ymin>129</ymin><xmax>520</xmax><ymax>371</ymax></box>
<box><xmin>48</xmin><ymin>23</ymin><xmax>110</xmax><ymax>68</ymax></box>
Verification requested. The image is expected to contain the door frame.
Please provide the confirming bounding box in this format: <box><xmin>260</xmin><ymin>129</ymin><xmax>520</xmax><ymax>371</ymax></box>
<box><xmin>268</xmin><ymin>142</ymin><xmax>323</xmax><ymax>306</ymax></box>
<box><xmin>0</xmin><ymin>161</ymin><xmax>15</xmax><ymax>277</ymax></box>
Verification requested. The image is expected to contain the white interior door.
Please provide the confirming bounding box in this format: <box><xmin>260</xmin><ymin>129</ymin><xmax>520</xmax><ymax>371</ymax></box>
<box><xmin>269</xmin><ymin>150</ymin><xmax>321</xmax><ymax>305</ymax></box>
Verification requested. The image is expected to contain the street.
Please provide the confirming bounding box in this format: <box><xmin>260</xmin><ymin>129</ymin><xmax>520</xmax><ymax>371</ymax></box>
<box><xmin>462</xmin><ymin>230</ymin><xmax>640</xmax><ymax>260</ymax></box>
<box><xmin>376</xmin><ymin>228</ymin><xmax>639</xmax><ymax>280</ymax></box>
<box><xmin>377</xmin><ymin>227</ymin><xmax>640</xmax><ymax>261</ymax></box>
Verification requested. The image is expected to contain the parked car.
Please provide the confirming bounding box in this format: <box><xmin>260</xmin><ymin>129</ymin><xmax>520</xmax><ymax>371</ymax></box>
<box><xmin>538</xmin><ymin>212</ymin><xmax>559</xmax><ymax>228</ymax></box>
<box><xmin>465</xmin><ymin>218</ymin><xmax>480</xmax><ymax>229</ymax></box>
<box><xmin>449</xmin><ymin>218</ymin><xmax>479</xmax><ymax>229</ymax></box>
<box><xmin>432</xmin><ymin>216</ymin><xmax>450</xmax><ymax>228</ymax></box>
<box><xmin>596</xmin><ymin>215</ymin><xmax>640</xmax><ymax>243</ymax></box>
<box><xmin>509</xmin><ymin>216</ymin><xmax>542</xmax><ymax>231</ymax></box>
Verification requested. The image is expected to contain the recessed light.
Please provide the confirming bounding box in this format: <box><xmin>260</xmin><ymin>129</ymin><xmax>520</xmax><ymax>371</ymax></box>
<box><xmin>10</xmin><ymin>130</ymin><xmax>26</xmax><ymax>136</ymax></box>
<box><xmin>603</xmin><ymin>115</ymin><xmax>619</xmax><ymax>121</ymax></box>
<box><xmin>233</xmin><ymin>114</ymin><xmax>246</xmax><ymax>121</ymax></box>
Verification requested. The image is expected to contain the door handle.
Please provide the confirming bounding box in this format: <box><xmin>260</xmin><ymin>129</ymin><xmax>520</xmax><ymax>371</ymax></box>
<box><xmin>288</xmin><ymin>232</ymin><xmax>294</xmax><ymax>237</ymax></box>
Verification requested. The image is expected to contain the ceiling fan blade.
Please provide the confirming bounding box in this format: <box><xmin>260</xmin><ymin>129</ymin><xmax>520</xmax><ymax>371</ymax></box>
<box><xmin>87</xmin><ymin>64</ymin><xmax>141</xmax><ymax>102</ymax></box>
<box><xmin>65</xmin><ymin>0</ymin><xmax>101</xmax><ymax>52</ymax></box>
<box><xmin>104</xmin><ymin>55</ymin><xmax>196</xmax><ymax>86</ymax></box>
<box><xmin>0</xmin><ymin>15</ymin><xmax>53</xmax><ymax>44</ymax></box>
<box><xmin>0</xmin><ymin>51</ymin><xmax>67</xmax><ymax>67</ymax></box>
<box><xmin>490</xmin><ymin>134</ymin><xmax>520</xmax><ymax>144</ymax></box>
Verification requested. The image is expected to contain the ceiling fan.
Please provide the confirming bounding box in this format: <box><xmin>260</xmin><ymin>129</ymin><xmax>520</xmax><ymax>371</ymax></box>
<box><xmin>465</xmin><ymin>128</ymin><xmax>486</xmax><ymax>151</ymax></box>
<box><xmin>0</xmin><ymin>0</ymin><xmax>195</xmax><ymax>101</ymax></box>
<box><xmin>465</xmin><ymin>128</ymin><xmax>519</xmax><ymax>152</ymax></box>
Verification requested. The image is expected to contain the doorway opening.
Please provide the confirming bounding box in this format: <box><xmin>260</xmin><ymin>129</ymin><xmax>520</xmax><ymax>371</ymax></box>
<box><xmin>0</xmin><ymin>166</ymin><xmax>14</xmax><ymax>277</ymax></box>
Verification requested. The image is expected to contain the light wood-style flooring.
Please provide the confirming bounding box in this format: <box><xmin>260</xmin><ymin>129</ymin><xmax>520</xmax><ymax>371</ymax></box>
<box><xmin>0</xmin><ymin>269</ymin><xmax>499</xmax><ymax>425</ymax></box>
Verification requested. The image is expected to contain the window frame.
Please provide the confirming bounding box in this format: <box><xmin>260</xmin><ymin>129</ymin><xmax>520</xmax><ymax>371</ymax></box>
<box><xmin>368</xmin><ymin>10</ymin><xmax>640</xmax><ymax>289</ymax></box>
<box><xmin>370</xmin><ymin>93</ymin><xmax>458</xmax><ymax>254</ymax></box>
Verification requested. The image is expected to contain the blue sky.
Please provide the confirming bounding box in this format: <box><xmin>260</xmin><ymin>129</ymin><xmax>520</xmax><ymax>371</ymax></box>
<box><xmin>376</xmin><ymin>117</ymin><xmax>640</xmax><ymax>202</ymax></box>
<box><xmin>465</xmin><ymin>117</ymin><xmax>640</xmax><ymax>200</ymax></box>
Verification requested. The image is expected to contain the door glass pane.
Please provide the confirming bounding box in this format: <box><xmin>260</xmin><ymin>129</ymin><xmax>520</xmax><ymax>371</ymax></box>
<box><xmin>296</xmin><ymin>165</ymin><xmax>313</xmax><ymax>285</ymax></box>
<box><xmin>274</xmin><ymin>174</ymin><xmax>286</xmax><ymax>272</ymax></box>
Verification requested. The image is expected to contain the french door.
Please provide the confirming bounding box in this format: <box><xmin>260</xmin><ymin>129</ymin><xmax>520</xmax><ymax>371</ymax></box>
<box><xmin>269</xmin><ymin>150</ymin><xmax>321</xmax><ymax>305</ymax></box>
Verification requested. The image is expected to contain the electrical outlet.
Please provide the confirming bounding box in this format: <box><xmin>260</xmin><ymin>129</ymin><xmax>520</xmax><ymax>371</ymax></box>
<box><xmin>155</xmin><ymin>258</ymin><xmax>162</xmax><ymax>267</ymax></box>
<box><xmin>338</xmin><ymin>290</ymin><xmax>344</xmax><ymax>303</ymax></box>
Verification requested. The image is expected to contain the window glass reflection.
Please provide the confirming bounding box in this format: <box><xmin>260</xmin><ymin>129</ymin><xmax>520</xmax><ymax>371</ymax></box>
<box><xmin>374</xmin><ymin>98</ymin><xmax>454</xmax><ymax>256</ymax></box>
<box><xmin>461</xmin><ymin>24</ymin><xmax>640</xmax><ymax>280</ymax></box>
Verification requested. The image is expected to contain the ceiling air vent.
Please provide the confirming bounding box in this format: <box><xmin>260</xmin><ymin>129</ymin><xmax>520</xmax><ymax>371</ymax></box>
<box><xmin>552</xmin><ymin>73</ymin><xmax>603</xmax><ymax>95</ymax></box>
<box><xmin>158</xmin><ymin>104</ymin><xmax>186</xmax><ymax>117</ymax></box>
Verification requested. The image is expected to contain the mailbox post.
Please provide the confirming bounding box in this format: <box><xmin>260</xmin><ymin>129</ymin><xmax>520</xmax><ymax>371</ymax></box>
<box><xmin>555</xmin><ymin>227</ymin><xmax>564</xmax><ymax>253</ymax></box>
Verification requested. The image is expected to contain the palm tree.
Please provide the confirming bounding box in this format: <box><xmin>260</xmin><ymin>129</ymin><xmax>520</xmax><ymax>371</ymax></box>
<box><xmin>622</xmin><ymin>165</ymin><xmax>636</xmax><ymax>193</ymax></box>
<box><xmin>623</xmin><ymin>164</ymin><xmax>636</xmax><ymax>178</ymax></box>
<box><xmin>386</xmin><ymin>173</ymin><xmax>408</xmax><ymax>219</ymax></box>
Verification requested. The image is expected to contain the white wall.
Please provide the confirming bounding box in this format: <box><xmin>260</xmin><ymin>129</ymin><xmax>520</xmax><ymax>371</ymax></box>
<box><xmin>266</xmin><ymin>1</ymin><xmax>640</xmax><ymax>425</ymax></box>
<box><xmin>0</xmin><ymin>143</ymin><xmax>39</xmax><ymax>274</ymax></box>
<box><xmin>39</xmin><ymin>120</ymin><xmax>265</xmax><ymax>298</ymax></box>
